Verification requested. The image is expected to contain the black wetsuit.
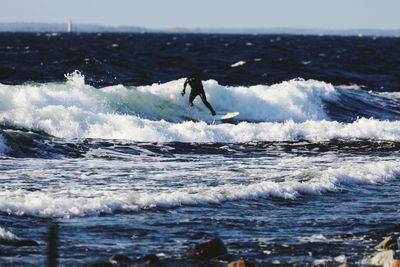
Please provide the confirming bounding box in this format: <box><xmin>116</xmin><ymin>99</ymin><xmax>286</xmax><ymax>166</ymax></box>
<box><xmin>182</xmin><ymin>77</ymin><xmax>216</xmax><ymax>116</ymax></box>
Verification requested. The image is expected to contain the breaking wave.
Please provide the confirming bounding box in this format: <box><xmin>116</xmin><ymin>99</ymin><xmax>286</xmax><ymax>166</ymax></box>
<box><xmin>1</xmin><ymin>160</ymin><xmax>399</xmax><ymax>218</ymax></box>
<box><xmin>1</xmin><ymin>70</ymin><xmax>400</xmax><ymax>143</ymax></box>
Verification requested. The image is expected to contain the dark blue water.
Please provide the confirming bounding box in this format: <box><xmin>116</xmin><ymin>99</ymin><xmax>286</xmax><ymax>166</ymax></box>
<box><xmin>1</xmin><ymin>33</ymin><xmax>399</xmax><ymax>90</ymax></box>
<box><xmin>1</xmin><ymin>33</ymin><xmax>400</xmax><ymax>266</ymax></box>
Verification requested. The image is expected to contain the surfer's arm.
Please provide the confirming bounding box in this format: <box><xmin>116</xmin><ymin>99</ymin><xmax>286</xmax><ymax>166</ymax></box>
<box><xmin>182</xmin><ymin>79</ymin><xmax>188</xmax><ymax>96</ymax></box>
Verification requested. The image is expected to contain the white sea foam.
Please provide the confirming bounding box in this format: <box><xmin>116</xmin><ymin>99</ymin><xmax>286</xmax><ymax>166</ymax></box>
<box><xmin>1</xmin><ymin>160</ymin><xmax>399</xmax><ymax>218</ymax></box>
<box><xmin>231</xmin><ymin>61</ymin><xmax>246</xmax><ymax>67</ymax></box>
<box><xmin>297</xmin><ymin>234</ymin><xmax>327</xmax><ymax>243</ymax></box>
<box><xmin>377</xmin><ymin>91</ymin><xmax>400</xmax><ymax>99</ymax></box>
<box><xmin>1</xmin><ymin>71</ymin><xmax>400</xmax><ymax>142</ymax></box>
<box><xmin>338</xmin><ymin>84</ymin><xmax>365</xmax><ymax>90</ymax></box>
<box><xmin>0</xmin><ymin>227</ymin><xmax>17</xmax><ymax>240</ymax></box>
<box><xmin>0</xmin><ymin>189</ymin><xmax>140</xmax><ymax>218</ymax></box>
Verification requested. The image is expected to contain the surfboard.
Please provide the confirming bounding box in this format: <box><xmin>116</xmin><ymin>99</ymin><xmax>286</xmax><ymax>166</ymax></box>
<box><xmin>214</xmin><ymin>111</ymin><xmax>239</xmax><ymax>120</ymax></box>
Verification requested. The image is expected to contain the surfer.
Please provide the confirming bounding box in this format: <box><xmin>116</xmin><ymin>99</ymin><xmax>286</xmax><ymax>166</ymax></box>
<box><xmin>181</xmin><ymin>76</ymin><xmax>216</xmax><ymax>116</ymax></box>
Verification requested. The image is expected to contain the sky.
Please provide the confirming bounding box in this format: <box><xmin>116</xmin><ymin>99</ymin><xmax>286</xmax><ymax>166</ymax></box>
<box><xmin>1</xmin><ymin>0</ymin><xmax>400</xmax><ymax>30</ymax></box>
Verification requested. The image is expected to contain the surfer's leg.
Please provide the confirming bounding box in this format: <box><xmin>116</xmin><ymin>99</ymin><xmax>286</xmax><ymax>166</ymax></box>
<box><xmin>200</xmin><ymin>93</ymin><xmax>216</xmax><ymax>115</ymax></box>
<box><xmin>189</xmin><ymin>90</ymin><xmax>197</xmax><ymax>106</ymax></box>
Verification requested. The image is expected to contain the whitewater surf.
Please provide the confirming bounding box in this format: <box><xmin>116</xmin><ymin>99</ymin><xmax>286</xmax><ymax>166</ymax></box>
<box><xmin>1</xmin><ymin>32</ymin><xmax>400</xmax><ymax>267</ymax></box>
<box><xmin>2</xmin><ymin>70</ymin><xmax>400</xmax><ymax>147</ymax></box>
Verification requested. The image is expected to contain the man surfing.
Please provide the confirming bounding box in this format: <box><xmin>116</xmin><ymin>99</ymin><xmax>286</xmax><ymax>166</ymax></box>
<box><xmin>181</xmin><ymin>76</ymin><xmax>216</xmax><ymax>116</ymax></box>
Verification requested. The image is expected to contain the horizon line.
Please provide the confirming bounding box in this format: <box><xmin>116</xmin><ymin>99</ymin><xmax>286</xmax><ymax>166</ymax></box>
<box><xmin>0</xmin><ymin>21</ymin><xmax>399</xmax><ymax>36</ymax></box>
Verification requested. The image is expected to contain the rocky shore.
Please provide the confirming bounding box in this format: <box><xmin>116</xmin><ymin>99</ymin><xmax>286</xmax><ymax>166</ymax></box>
<box><xmin>1</xmin><ymin>232</ymin><xmax>399</xmax><ymax>266</ymax></box>
<box><xmin>361</xmin><ymin>236</ymin><xmax>400</xmax><ymax>267</ymax></box>
<box><xmin>90</xmin><ymin>238</ymin><xmax>254</xmax><ymax>267</ymax></box>
<box><xmin>87</xmin><ymin>235</ymin><xmax>400</xmax><ymax>267</ymax></box>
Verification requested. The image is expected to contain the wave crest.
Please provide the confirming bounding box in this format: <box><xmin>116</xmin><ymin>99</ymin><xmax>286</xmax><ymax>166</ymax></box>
<box><xmin>1</xmin><ymin>160</ymin><xmax>398</xmax><ymax>218</ymax></box>
<box><xmin>0</xmin><ymin>72</ymin><xmax>400</xmax><ymax>142</ymax></box>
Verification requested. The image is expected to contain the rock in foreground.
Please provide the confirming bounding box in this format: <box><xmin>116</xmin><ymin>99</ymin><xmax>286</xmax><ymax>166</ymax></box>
<box><xmin>183</xmin><ymin>238</ymin><xmax>227</xmax><ymax>260</ymax></box>
<box><xmin>227</xmin><ymin>259</ymin><xmax>254</xmax><ymax>267</ymax></box>
<box><xmin>375</xmin><ymin>236</ymin><xmax>399</xmax><ymax>250</ymax></box>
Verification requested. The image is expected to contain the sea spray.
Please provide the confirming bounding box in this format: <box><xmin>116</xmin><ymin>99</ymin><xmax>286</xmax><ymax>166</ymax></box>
<box><xmin>3</xmin><ymin>72</ymin><xmax>400</xmax><ymax>142</ymax></box>
<box><xmin>2</xmin><ymin>33</ymin><xmax>400</xmax><ymax>266</ymax></box>
<box><xmin>1</xmin><ymin>159</ymin><xmax>399</xmax><ymax>218</ymax></box>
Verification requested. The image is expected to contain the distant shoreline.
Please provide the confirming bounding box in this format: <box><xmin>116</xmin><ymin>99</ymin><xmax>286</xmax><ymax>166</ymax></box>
<box><xmin>0</xmin><ymin>22</ymin><xmax>399</xmax><ymax>36</ymax></box>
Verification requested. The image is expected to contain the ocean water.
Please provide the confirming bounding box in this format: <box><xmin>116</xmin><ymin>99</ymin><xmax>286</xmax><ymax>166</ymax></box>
<box><xmin>0</xmin><ymin>32</ymin><xmax>400</xmax><ymax>266</ymax></box>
